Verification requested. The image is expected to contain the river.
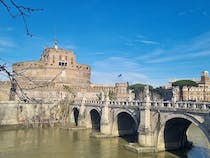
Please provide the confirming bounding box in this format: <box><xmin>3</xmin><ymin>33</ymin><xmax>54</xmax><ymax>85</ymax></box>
<box><xmin>0</xmin><ymin>124</ymin><xmax>209</xmax><ymax>158</ymax></box>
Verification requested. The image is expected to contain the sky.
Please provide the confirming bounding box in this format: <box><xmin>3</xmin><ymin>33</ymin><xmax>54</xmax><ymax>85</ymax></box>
<box><xmin>1</xmin><ymin>0</ymin><xmax>210</xmax><ymax>87</ymax></box>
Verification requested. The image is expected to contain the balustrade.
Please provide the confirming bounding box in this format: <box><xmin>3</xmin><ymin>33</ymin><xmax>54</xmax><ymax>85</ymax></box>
<box><xmin>72</xmin><ymin>99</ymin><xmax>210</xmax><ymax>112</ymax></box>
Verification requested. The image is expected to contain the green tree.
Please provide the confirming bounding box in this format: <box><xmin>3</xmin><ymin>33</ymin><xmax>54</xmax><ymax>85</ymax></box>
<box><xmin>108</xmin><ymin>91</ymin><xmax>116</xmax><ymax>100</ymax></box>
<box><xmin>129</xmin><ymin>84</ymin><xmax>153</xmax><ymax>100</ymax></box>
<box><xmin>96</xmin><ymin>92</ymin><xmax>102</xmax><ymax>101</ymax></box>
<box><xmin>172</xmin><ymin>80</ymin><xmax>198</xmax><ymax>101</ymax></box>
<box><xmin>153</xmin><ymin>87</ymin><xmax>172</xmax><ymax>101</ymax></box>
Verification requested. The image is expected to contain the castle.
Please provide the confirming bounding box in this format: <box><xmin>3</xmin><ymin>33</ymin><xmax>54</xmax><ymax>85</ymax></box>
<box><xmin>2</xmin><ymin>42</ymin><xmax>132</xmax><ymax>102</ymax></box>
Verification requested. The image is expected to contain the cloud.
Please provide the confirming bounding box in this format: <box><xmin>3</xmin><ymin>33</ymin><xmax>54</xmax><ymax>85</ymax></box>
<box><xmin>0</xmin><ymin>27</ymin><xmax>14</xmax><ymax>32</ymax></box>
<box><xmin>63</xmin><ymin>44</ymin><xmax>77</xmax><ymax>50</ymax></box>
<box><xmin>178</xmin><ymin>8</ymin><xmax>208</xmax><ymax>16</ymax></box>
<box><xmin>137</xmin><ymin>49</ymin><xmax>163</xmax><ymax>60</ymax></box>
<box><xmin>136</xmin><ymin>34</ymin><xmax>145</xmax><ymax>38</ymax></box>
<box><xmin>6</xmin><ymin>27</ymin><xmax>14</xmax><ymax>31</ymax></box>
<box><xmin>136</xmin><ymin>39</ymin><xmax>159</xmax><ymax>45</ymax></box>
<box><xmin>0</xmin><ymin>38</ymin><xmax>15</xmax><ymax>48</ymax></box>
<box><xmin>140</xmin><ymin>31</ymin><xmax>210</xmax><ymax>63</ymax></box>
<box><xmin>124</xmin><ymin>42</ymin><xmax>135</xmax><ymax>46</ymax></box>
<box><xmin>178</xmin><ymin>11</ymin><xmax>186</xmax><ymax>16</ymax></box>
<box><xmin>91</xmin><ymin>56</ymin><xmax>148</xmax><ymax>84</ymax></box>
<box><xmin>202</xmin><ymin>11</ymin><xmax>207</xmax><ymax>16</ymax></box>
<box><xmin>93</xmin><ymin>56</ymin><xmax>140</xmax><ymax>72</ymax></box>
<box><xmin>0</xmin><ymin>48</ymin><xmax>4</xmax><ymax>51</ymax></box>
<box><xmin>191</xmin><ymin>50</ymin><xmax>210</xmax><ymax>57</ymax></box>
<box><xmin>91</xmin><ymin>71</ymin><xmax>148</xmax><ymax>85</ymax></box>
<box><xmin>147</xmin><ymin>56</ymin><xmax>175</xmax><ymax>63</ymax></box>
<box><xmin>95</xmin><ymin>52</ymin><xmax>105</xmax><ymax>55</ymax></box>
<box><xmin>120</xmin><ymin>35</ymin><xmax>159</xmax><ymax>47</ymax></box>
<box><xmin>0</xmin><ymin>72</ymin><xmax>10</xmax><ymax>81</ymax></box>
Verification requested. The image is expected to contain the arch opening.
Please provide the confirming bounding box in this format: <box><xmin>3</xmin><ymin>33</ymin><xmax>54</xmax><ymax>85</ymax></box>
<box><xmin>117</xmin><ymin>112</ymin><xmax>138</xmax><ymax>142</ymax></box>
<box><xmin>73</xmin><ymin>108</ymin><xmax>79</xmax><ymax>126</ymax></box>
<box><xmin>90</xmin><ymin>109</ymin><xmax>101</xmax><ymax>132</ymax></box>
<box><xmin>163</xmin><ymin>118</ymin><xmax>192</xmax><ymax>151</ymax></box>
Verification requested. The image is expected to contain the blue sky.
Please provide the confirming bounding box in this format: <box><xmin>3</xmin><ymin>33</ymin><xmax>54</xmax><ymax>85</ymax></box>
<box><xmin>1</xmin><ymin>0</ymin><xmax>210</xmax><ymax>87</ymax></box>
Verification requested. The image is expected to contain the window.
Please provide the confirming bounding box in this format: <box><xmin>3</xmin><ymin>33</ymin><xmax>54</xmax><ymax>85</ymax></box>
<box><xmin>53</xmin><ymin>55</ymin><xmax>55</xmax><ymax>63</ymax></box>
<box><xmin>59</xmin><ymin>61</ymin><xmax>67</xmax><ymax>66</ymax></box>
<box><xmin>59</xmin><ymin>55</ymin><xmax>62</xmax><ymax>60</ymax></box>
<box><xmin>65</xmin><ymin>56</ymin><xmax>68</xmax><ymax>61</ymax></box>
<box><xmin>45</xmin><ymin>55</ymin><xmax>49</xmax><ymax>61</ymax></box>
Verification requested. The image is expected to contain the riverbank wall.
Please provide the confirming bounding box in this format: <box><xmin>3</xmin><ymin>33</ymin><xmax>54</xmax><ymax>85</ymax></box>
<box><xmin>0</xmin><ymin>101</ymin><xmax>60</xmax><ymax>129</ymax></box>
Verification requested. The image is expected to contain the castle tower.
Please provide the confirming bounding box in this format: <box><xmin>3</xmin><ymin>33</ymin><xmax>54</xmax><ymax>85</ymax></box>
<box><xmin>201</xmin><ymin>71</ymin><xmax>209</xmax><ymax>83</ymax></box>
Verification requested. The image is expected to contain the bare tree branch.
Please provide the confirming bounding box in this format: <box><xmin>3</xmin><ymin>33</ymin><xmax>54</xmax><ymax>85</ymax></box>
<box><xmin>0</xmin><ymin>64</ymin><xmax>37</xmax><ymax>103</ymax></box>
<box><xmin>0</xmin><ymin>0</ymin><xmax>43</xmax><ymax>36</ymax></box>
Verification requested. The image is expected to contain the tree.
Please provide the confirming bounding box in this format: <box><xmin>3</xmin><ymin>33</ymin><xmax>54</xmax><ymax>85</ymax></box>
<box><xmin>108</xmin><ymin>91</ymin><xmax>116</xmax><ymax>100</ymax></box>
<box><xmin>96</xmin><ymin>91</ymin><xmax>116</xmax><ymax>101</ymax></box>
<box><xmin>0</xmin><ymin>64</ymin><xmax>35</xmax><ymax>102</ymax></box>
<box><xmin>153</xmin><ymin>87</ymin><xmax>172</xmax><ymax>101</ymax></box>
<box><xmin>129</xmin><ymin>83</ymin><xmax>153</xmax><ymax>100</ymax></box>
<box><xmin>172</xmin><ymin>80</ymin><xmax>198</xmax><ymax>101</ymax></box>
<box><xmin>0</xmin><ymin>0</ymin><xmax>43</xmax><ymax>36</ymax></box>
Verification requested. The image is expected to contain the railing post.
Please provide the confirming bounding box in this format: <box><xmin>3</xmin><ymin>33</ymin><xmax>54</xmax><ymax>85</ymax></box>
<box><xmin>138</xmin><ymin>85</ymin><xmax>154</xmax><ymax>147</ymax></box>
<box><xmin>183</xmin><ymin>102</ymin><xmax>187</xmax><ymax>109</ymax></box>
<box><xmin>160</xmin><ymin>101</ymin><xmax>164</xmax><ymax>108</ymax></box>
<box><xmin>192</xmin><ymin>102</ymin><xmax>196</xmax><ymax>109</ymax></box>
<box><xmin>154</xmin><ymin>101</ymin><xmax>157</xmax><ymax>107</ymax></box>
<box><xmin>202</xmin><ymin>103</ymin><xmax>207</xmax><ymax>110</ymax></box>
<box><xmin>167</xmin><ymin>102</ymin><xmax>171</xmax><ymax>108</ymax></box>
<box><xmin>78</xmin><ymin>97</ymin><xmax>86</xmax><ymax>127</ymax></box>
<box><xmin>100</xmin><ymin>92</ymin><xmax>111</xmax><ymax>135</ymax></box>
<box><xmin>175</xmin><ymin>102</ymin><xmax>179</xmax><ymax>108</ymax></box>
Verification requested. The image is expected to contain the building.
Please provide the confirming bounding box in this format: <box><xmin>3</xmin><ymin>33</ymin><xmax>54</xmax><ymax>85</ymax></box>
<box><xmin>0</xmin><ymin>81</ymin><xmax>10</xmax><ymax>101</ymax></box>
<box><xmin>172</xmin><ymin>71</ymin><xmax>210</xmax><ymax>102</ymax></box>
<box><xmin>89</xmin><ymin>82</ymin><xmax>133</xmax><ymax>101</ymax></box>
<box><xmin>10</xmin><ymin>42</ymin><xmax>132</xmax><ymax>102</ymax></box>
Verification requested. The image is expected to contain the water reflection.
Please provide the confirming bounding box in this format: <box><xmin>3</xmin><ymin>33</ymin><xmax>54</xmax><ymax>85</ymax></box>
<box><xmin>0</xmin><ymin>124</ymin><xmax>209</xmax><ymax>158</ymax></box>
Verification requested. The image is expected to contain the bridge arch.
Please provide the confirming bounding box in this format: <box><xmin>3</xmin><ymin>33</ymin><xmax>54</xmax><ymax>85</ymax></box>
<box><xmin>157</xmin><ymin>113</ymin><xmax>210</xmax><ymax>151</ymax></box>
<box><xmin>72</xmin><ymin>107</ymin><xmax>79</xmax><ymax>126</ymax></box>
<box><xmin>85</xmin><ymin>107</ymin><xmax>101</xmax><ymax>131</ymax></box>
<box><xmin>70</xmin><ymin>106</ymin><xmax>80</xmax><ymax>126</ymax></box>
<box><xmin>111</xmin><ymin>109</ymin><xmax>139</xmax><ymax>141</ymax></box>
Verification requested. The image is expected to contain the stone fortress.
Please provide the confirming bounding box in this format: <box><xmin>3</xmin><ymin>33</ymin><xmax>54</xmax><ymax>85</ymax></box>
<box><xmin>5</xmin><ymin>42</ymin><xmax>132</xmax><ymax>102</ymax></box>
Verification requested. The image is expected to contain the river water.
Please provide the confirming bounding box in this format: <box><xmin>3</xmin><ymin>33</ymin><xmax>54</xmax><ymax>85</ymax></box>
<box><xmin>0</xmin><ymin>124</ymin><xmax>209</xmax><ymax>158</ymax></box>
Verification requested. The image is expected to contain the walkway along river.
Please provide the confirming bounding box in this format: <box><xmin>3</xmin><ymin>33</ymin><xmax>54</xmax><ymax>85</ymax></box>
<box><xmin>0</xmin><ymin>124</ymin><xmax>209</xmax><ymax>158</ymax></box>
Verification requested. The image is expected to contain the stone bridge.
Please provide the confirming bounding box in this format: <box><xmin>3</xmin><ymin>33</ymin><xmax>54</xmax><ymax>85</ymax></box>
<box><xmin>69</xmin><ymin>87</ymin><xmax>210</xmax><ymax>152</ymax></box>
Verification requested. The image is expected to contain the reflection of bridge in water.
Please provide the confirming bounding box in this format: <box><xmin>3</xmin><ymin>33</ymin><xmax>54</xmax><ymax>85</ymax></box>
<box><xmin>70</xmin><ymin>86</ymin><xmax>210</xmax><ymax>152</ymax></box>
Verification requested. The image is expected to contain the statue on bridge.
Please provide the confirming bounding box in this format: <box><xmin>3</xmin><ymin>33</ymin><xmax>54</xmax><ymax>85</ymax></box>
<box><xmin>143</xmin><ymin>85</ymin><xmax>150</xmax><ymax>103</ymax></box>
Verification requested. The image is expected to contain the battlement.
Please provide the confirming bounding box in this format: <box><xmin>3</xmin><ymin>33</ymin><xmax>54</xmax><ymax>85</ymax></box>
<box><xmin>13</xmin><ymin>61</ymin><xmax>44</xmax><ymax>70</ymax></box>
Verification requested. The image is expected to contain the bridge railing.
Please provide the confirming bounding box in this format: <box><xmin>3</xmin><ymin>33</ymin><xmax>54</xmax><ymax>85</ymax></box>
<box><xmin>74</xmin><ymin>100</ymin><xmax>143</xmax><ymax>107</ymax></box>
<box><xmin>73</xmin><ymin>99</ymin><xmax>210</xmax><ymax>111</ymax></box>
<box><xmin>108</xmin><ymin>101</ymin><xmax>142</xmax><ymax>106</ymax></box>
<box><xmin>151</xmin><ymin>101</ymin><xmax>210</xmax><ymax>111</ymax></box>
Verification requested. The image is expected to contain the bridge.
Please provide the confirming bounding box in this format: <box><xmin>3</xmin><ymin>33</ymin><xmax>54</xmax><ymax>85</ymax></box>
<box><xmin>69</xmin><ymin>86</ymin><xmax>210</xmax><ymax>152</ymax></box>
